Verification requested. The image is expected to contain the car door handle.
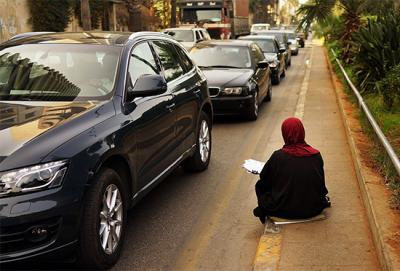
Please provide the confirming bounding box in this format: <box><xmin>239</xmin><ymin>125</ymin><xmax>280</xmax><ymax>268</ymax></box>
<box><xmin>166</xmin><ymin>103</ymin><xmax>176</xmax><ymax>112</ymax></box>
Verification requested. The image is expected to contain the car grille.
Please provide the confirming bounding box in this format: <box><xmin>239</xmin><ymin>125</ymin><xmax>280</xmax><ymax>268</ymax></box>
<box><xmin>0</xmin><ymin>217</ymin><xmax>61</xmax><ymax>254</ymax></box>
<box><xmin>208</xmin><ymin>87</ymin><xmax>220</xmax><ymax>97</ymax></box>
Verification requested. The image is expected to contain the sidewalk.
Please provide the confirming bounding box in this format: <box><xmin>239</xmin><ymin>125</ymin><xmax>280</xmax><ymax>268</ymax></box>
<box><xmin>255</xmin><ymin>45</ymin><xmax>381</xmax><ymax>270</ymax></box>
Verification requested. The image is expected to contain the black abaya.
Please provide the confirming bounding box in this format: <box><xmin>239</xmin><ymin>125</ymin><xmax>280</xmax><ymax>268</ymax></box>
<box><xmin>254</xmin><ymin>150</ymin><xmax>329</xmax><ymax>219</ymax></box>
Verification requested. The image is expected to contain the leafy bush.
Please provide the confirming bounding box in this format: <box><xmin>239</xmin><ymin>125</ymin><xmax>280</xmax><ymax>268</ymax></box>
<box><xmin>378</xmin><ymin>64</ymin><xmax>400</xmax><ymax>110</ymax></box>
<box><xmin>352</xmin><ymin>9</ymin><xmax>400</xmax><ymax>94</ymax></box>
<box><xmin>28</xmin><ymin>0</ymin><xmax>71</xmax><ymax>32</ymax></box>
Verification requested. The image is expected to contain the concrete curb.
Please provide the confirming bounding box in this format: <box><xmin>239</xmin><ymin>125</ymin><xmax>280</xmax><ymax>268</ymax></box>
<box><xmin>325</xmin><ymin>48</ymin><xmax>400</xmax><ymax>271</ymax></box>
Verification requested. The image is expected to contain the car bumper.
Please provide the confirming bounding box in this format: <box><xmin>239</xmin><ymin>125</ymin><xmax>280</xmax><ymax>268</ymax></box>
<box><xmin>211</xmin><ymin>95</ymin><xmax>253</xmax><ymax>115</ymax></box>
<box><xmin>0</xmin><ymin>187</ymin><xmax>82</xmax><ymax>263</ymax></box>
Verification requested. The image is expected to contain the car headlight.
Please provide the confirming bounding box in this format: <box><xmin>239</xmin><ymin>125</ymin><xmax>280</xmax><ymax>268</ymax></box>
<box><xmin>268</xmin><ymin>62</ymin><xmax>277</xmax><ymax>68</ymax></box>
<box><xmin>0</xmin><ymin>161</ymin><xmax>68</xmax><ymax>196</ymax></box>
<box><xmin>222</xmin><ymin>87</ymin><xmax>243</xmax><ymax>95</ymax></box>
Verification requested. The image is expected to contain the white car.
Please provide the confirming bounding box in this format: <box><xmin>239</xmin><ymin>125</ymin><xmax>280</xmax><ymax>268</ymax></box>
<box><xmin>251</xmin><ymin>23</ymin><xmax>270</xmax><ymax>34</ymax></box>
<box><xmin>282</xmin><ymin>30</ymin><xmax>299</xmax><ymax>55</ymax></box>
<box><xmin>163</xmin><ymin>27</ymin><xmax>211</xmax><ymax>50</ymax></box>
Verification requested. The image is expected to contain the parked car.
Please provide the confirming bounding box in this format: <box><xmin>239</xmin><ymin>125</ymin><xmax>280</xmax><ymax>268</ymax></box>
<box><xmin>250</xmin><ymin>23</ymin><xmax>270</xmax><ymax>34</ymax></box>
<box><xmin>189</xmin><ymin>40</ymin><xmax>272</xmax><ymax>120</ymax></box>
<box><xmin>296</xmin><ymin>32</ymin><xmax>305</xmax><ymax>48</ymax></box>
<box><xmin>163</xmin><ymin>27</ymin><xmax>211</xmax><ymax>50</ymax></box>
<box><xmin>255</xmin><ymin>30</ymin><xmax>292</xmax><ymax>68</ymax></box>
<box><xmin>239</xmin><ymin>35</ymin><xmax>286</xmax><ymax>85</ymax></box>
<box><xmin>0</xmin><ymin>31</ymin><xmax>213</xmax><ymax>269</ymax></box>
<box><xmin>284</xmin><ymin>30</ymin><xmax>299</xmax><ymax>56</ymax></box>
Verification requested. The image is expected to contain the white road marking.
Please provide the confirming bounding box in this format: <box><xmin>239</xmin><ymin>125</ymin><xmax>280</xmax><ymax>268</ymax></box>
<box><xmin>294</xmin><ymin>46</ymin><xmax>314</xmax><ymax>119</ymax></box>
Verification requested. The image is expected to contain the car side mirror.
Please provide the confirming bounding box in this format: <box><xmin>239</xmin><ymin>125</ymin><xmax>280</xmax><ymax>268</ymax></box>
<box><xmin>257</xmin><ymin>60</ymin><xmax>269</xmax><ymax>69</ymax></box>
<box><xmin>127</xmin><ymin>74</ymin><xmax>167</xmax><ymax>99</ymax></box>
<box><xmin>279</xmin><ymin>47</ymin><xmax>286</xmax><ymax>53</ymax></box>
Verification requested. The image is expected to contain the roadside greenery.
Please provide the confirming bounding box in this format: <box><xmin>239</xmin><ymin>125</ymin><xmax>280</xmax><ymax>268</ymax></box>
<box><xmin>28</xmin><ymin>0</ymin><xmax>173</xmax><ymax>32</ymax></box>
<box><xmin>28</xmin><ymin>0</ymin><xmax>71</xmax><ymax>32</ymax></box>
<box><xmin>301</xmin><ymin>0</ymin><xmax>400</xmax><ymax>207</ymax></box>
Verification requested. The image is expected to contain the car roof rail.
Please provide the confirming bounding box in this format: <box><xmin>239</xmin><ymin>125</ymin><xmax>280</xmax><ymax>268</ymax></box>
<box><xmin>10</xmin><ymin>31</ymin><xmax>56</xmax><ymax>40</ymax></box>
<box><xmin>128</xmin><ymin>31</ymin><xmax>172</xmax><ymax>40</ymax></box>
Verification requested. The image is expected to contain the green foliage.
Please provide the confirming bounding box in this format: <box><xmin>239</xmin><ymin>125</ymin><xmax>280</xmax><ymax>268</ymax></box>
<box><xmin>352</xmin><ymin>9</ymin><xmax>400</xmax><ymax>94</ymax></box>
<box><xmin>73</xmin><ymin>0</ymin><xmax>105</xmax><ymax>29</ymax></box>
<box><xmin>327</xmin><ymin>40</ymin><xmax>400</xmax><ymax>209</ymax></box>
<box><xmin>312</xmin><ymin>15</ymin><xmax>344</xmax><ymax>41</ymax></box>
<box><xmin>377</xmin><ymin>64</ymin><xmax>400</xmax><ymax>110</ymax></box>
<box><xmin>28</xmin><ymin>0</ymin><xmax>71</xmax><ymax>32</ymax></box>
<box><xmin>153</xmin><ymin>0</ymin><xmax>171</xmax><ymax>29</ymax></box>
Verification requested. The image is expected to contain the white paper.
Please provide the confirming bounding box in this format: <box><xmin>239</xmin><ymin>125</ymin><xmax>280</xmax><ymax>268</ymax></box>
<box><xmin>242</xmin><ymin>159</ymin><xmax>265</xmax><ymax>174</ymax></box>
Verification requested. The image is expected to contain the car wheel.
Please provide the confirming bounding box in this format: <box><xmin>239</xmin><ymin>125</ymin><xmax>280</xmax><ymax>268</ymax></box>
<box><xmin>272</xmin><ymin>72</ymin><xmax>280</xmax><ymax>85</ymax></box>
<box><xmin>246</xmin><ymin>91</ymin><xmax>259</xmax><ymax>121</ymax></box>
<box><xmin>265</xmin><ymin>79</ymin><xmax>272</xmax><ymax>102</ymax></box>
<box><xmin>78</xmin><ymin>168</ymin><xmax>127</xmax><ymax>270</ymax></box>
<box><xmin>288</xmin><ymin>59</ymin><xmax>292</xmax><ymax>66</ymax></box>
<box><xmin>183</xmin><ymin>112</ymin><xmax>211</xmax><ymax>172</ymax></box>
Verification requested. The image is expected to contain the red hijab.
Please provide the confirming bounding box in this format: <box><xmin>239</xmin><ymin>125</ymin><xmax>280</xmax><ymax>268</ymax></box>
<box><xmin>281</xmin><ymin>117</ymin><xmax>319</xmax><ymax>157</ymax></box>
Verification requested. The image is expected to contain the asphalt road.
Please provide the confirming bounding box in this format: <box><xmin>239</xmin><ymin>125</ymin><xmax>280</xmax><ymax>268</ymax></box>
<box><xmin>112</xmin><ymin>45</ymin><xmax>313</xmax><ymax>271</ymax></box>
<box><xmin>6</xmin><ymin>44</ymin><xmax>313</xmax><ymax>271</ymax></box>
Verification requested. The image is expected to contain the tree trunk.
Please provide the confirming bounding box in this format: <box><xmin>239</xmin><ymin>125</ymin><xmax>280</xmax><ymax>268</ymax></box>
<box><xmin>170</xmin><ymin>0</ymin><xmax>177</xmax><ymax>27</ymax></box>
<box><xmin>102</xmin><ymin>0</ymin><xmax>110</xmax><ymax>31</ymax></box>
<box><xmin>81</xmin><ymin>0</ymin><xmax>92</xmax><ymax>31</ymax></box>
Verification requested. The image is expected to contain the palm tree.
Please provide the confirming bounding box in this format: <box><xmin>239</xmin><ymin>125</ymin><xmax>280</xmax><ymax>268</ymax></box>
<box><xmin>297</xmin><ymin>0</ymin><xmax>375</xmax><ymax>61</ymax></box>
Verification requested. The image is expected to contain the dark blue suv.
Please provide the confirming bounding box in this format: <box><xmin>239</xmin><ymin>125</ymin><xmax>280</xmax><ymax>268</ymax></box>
<box><xmin>0</xmin><ymin>32</ymin><xmax>212</xmax><ymax>269</ymax></box>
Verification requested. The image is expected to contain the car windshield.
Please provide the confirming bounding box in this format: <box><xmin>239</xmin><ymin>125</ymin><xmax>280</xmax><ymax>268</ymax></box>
<box><xmin>263</xmin><ymin>32</ymin><xmax>286</xmax><ymax>44</ymax></box>
<box><xmin>182</xmin><ymin>9</ymin><xmax>221</xmax><ymax>23</ymax></box>
<box><xmin>243</xmin><ymin>39</ymin><xmax>276</xmax><ymax>53</ymax></box>
<box><xmin>190</xmin><ymin>45</ymin><xmax>251</xmax><ymax>69</ymax></box>
<box><xmin>164</xmin><ymin>30</ymin><xmax>194</xmax><ymax>42</ymax></box>
<box><xmin>0</xmin><ymin>44</ymin><xmax>121</xmax><ymax>101</ymax></box>
<box><xmin>252</xmin><ymin>25</ymin><xmax>268</xmax><ymax>31</ymax></box>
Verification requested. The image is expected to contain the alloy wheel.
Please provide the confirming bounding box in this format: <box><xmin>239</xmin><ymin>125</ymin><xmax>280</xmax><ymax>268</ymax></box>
<box><xmin>254</xmin><ymin>92</ymin><xmax>259</xmax><ymax>116</ymax></box>
<box><xmin>199</xmin><ymin>120</ymin><xmax>210</xmax><ymax>163</ymax></box>
<box><xmin>99</xmin><ymin>184</ymin><xmax>123</xmax><ymax>255</ymax></box>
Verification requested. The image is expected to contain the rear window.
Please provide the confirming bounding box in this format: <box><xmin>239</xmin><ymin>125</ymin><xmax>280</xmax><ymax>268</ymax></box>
<box><xmin>0</xmin><ymin>44</ymin><xmax>121</xmax><ymax>101</ymax></box>
<box><xmin>242</xmin><ymin>39</ymin><xmax>276</xmax><ymax>53</ymax></box>
<box><xmin>190</xmin><ymin>45</ymin><xmax>251</xmax><ymax>69</ymax></box>
<box><xmin>164</xmin><ymin>30</ymin><xmax>194</xmax><ymax>42</ymax></box>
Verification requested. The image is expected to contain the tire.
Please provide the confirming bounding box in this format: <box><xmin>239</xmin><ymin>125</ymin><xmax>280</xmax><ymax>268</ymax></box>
<box><xmin>78</xmin><ymin>168</ymin><xmax>128</xmax><ymax>270</ymax></box>
<box><xmin>281</xmin><ymin>67</ymin><xmax>286</xmax><ymax>78</ymax></box>
<box><xmin>246</xmin><ymin>91</ymin><xmax>259</xmax><ymax>121</ymax></box>
<box><xmin>182</xmin><ymin>112</ymin><xmax>212</xmax><ymax>172</ymax></box>
<box><xmin>272</xmin><ymin>72</ymin><xmax>280</xmax><ymax>85</ymax></box>
<box><xmin>264</xmin><ymin>79</ymin><xmax>272</xmax><ymax>102</ymax></box>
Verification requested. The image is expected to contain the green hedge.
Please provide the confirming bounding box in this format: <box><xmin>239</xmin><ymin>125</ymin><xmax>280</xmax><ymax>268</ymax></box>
<box><xmin>28</xmin><ymin>0</ymin><xmax>71</xmax><ymax>32</ymax></box>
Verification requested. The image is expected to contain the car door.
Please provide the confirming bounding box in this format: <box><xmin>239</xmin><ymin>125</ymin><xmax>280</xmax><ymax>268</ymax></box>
<box><xmin>150</xmin><ymin>39</ymin><xmax>191</xmax><ymax>157</ymax></box>
<box><xmin>275</xmin><ymin>40</ymin><xmax>285</xmax><ymax>75</ymax></box>
<box><xmin>251</xmin><ymin>43</ymin><xmax>269</xmax><ymax>101</ymax></box>
<box><xmin>170</xmin><ymin>42</ymin><xmax>203</xmax><ymax>154</ymax></box>
<box><xmin>126</xmin><ymin>41</ymin><xmax>177</xmax><ymax>190</ymax></box>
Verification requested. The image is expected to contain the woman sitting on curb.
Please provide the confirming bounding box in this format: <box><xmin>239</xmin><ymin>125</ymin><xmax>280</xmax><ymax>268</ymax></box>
<box><xmin>253</xmin><ymin>117</ymin><xmax>331</xmax><ymax>224</ymax></box>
